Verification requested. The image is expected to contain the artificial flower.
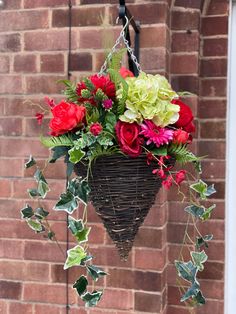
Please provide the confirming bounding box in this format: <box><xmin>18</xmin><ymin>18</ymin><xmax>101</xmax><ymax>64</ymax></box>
<box><xmin>173</xmin><ymin>129</ymin><xmax>189</xmax><ymax>144</ymax></box>
<box><xmin>119</xmin><ymin>72</ymin><xmax>180</xmax><ymax>126</ymax></box>
<box><xmin>119</xmin><ymin>66</ymin><xmax>134</xmax><ymax>78</ymax></box>
<box><xmin>49</xmin><ymin>101</ymin><xmax>86</xmax><ymax>136</ymax></box>
<box><xmin>115</xmin><ymin>121</ymin><xmax>142</xmax><ymax>157</ymax></box>
<box><xmin>140</xmin><ymin>120</ymin><xmax>174</xmax><ymax>147</ymax></box>
<box><xmin>102</xmin><ymin>99</ymin><xmax>113</xmax><ymax>110</ymax></box>
<box><xmin>35</xmin><ymin>112</ymin><xmax>44</xmax><ymax>125</ymax></box>
<box><xmin>76</xmin><ymin>74</ymin><xmax>116</xmax><ymax>104</ymax></box>
<box><xmin>45</xmin><ymin>96</ymin><xmax>55</xmax><ymax>108</ymax></box>
<box><xmin>175</xmin><ymin>170</ymin><xmax>187</xmax><ymax>185</ymax></box>
<box><xmin>162</xmin><ymin>175</ymin><xmax>173</xmax><ymax>190</ymax></box>
<box><xmin>90</xmin><ymin>122</ymin><xmax>103</xmax><ymax>136</ymax></box>
<box><xmin>172</xmin><ymin>99</ymin><xmax>195</xmax><ymax>133</ymax></box>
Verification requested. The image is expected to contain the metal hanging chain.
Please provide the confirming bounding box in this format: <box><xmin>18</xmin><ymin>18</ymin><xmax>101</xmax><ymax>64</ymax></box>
<box><xmin>99</xmin><ymin>16</ymin><xmax>142</xmax><ymax>75</ymax></box>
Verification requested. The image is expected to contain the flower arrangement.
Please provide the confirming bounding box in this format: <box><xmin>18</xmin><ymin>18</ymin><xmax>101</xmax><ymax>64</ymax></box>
<box><xmin>21</xmin><ymin>50</ymin><xmax>216</xmax><ymax>309</ymax></box>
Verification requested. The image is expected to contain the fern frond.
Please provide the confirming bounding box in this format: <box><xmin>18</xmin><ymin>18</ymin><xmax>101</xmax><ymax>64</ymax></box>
<box><xmin>168</xmin><ymin>144</ymin><xmax>200</xmax><ymax>164</ymax></box>
<box><xmin>58</xmin><ymin>80</ymin><xmax>78</xmax><ymax>103</ymax></box>
<box><xmin>108</xmin><ymin>49</ymin><xmax>127</xmax><ymax>71</ymax></box>
<box><xmin>40</xmin><ymin>134</ymin><xmax>74</xmax><ymax>148</ymax></box>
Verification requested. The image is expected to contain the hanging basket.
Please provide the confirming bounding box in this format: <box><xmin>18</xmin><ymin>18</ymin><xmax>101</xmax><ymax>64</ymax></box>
<box><xmin>74</xmin><ymin>154</ymin><xmax>173</xmax><ymax>260</ymax></box>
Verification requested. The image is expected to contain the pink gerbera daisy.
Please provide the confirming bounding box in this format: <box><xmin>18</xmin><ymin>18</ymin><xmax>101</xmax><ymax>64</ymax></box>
<box><xmin>140</xmin><ymin>120</ymin><xmax>174</xmax><ymax>147</ymax></box>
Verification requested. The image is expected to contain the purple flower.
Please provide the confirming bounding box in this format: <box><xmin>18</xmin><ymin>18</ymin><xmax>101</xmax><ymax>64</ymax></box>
<box><xmin>102</xmin><ymin>99</ymin><xmax>113</xmax><ymax>110</ymax></box>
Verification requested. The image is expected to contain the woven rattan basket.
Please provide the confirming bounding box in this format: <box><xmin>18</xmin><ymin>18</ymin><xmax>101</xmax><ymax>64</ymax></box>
<box><xmin>74</xmin><ymin>154</ymin><xmax>170</xmax><ymax>260</ymax></box>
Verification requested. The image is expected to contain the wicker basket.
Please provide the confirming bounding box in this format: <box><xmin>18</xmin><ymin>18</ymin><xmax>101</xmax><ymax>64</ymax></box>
<box><xmin>74</xmin><ymin>154</ymin><xmax>168</xmax><ymax>260</ymax></box>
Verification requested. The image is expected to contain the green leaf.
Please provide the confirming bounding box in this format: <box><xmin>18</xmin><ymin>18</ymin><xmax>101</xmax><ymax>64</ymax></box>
<box><xmin>105</xmin><ymin>112</ymin><xmax>117</xmax><ymax>133</ymax></box>
<box><xmin>81</xmin><ymin>255</ymin><xmax>93</xmax><ymax>266</ymax></box>
<box><xmin>96</xmin><ymin>133</ymin><xmax>113</xmax><ymax>148</ymax></box>
<box><xmin>168</xmin><ymin>144</ymin><xmax>200</xmax><ymax>164</ymax></box>
<box><xmin>68</xmin><ymin>147</ymin><xmax>85</xmax><ymax>164</ymax></box>
<box><xmin>74</xmin><ymin>133</ymin><xmax>96</xmax><ymax>150</ymax></box>
<box><xmin>196</xmin><ymin>234</ymin><xmax>213</xmax><ymax>250</ymax></box>
<box><xmin>94</xmin><ymin>88</ymin><xmax>106</xmax><ymax>103</ymax></box>
<box><xmin>81</xmin><ymin>89</ymin><xmax>92</xmax><ymax>98</ymax></box>
<box><xmin>34</xmin><ymin>207</ymin><xmax>49</xmax><ymax>219</ymax></box>
<box><xmin>205</xmin><ymin>184</ymin><xmax>216</xmax><ymax>197</ymax></box>
<box><xmin>34</xmin><ymin>169</ymin><xmax>50</xmax><ymax>199</ymax></box>
<box><xmin>108</xmin><ymin>48</ymin><xmax>126</xmax><ymax>71</ymax></box>
<box><xmin>66</xmin><ymin>162</ymin><xmax>74</xmax><ymax>178</ymax></box>
<box><xmin>86</xmin><ymin>108</ymin><xmax>99</xmax><ymax>124</ymax></box>
<box><xmin>27</xmin><ymin>218</ymin><xmax>44</xmax><ymax>233</ymax></box>
<box><xmin>21</xmin><ymin>204</ymin><xmax>34</xmax><ymax>219</ymax></box>
<box><xmin>181</xmin><ymin>282</ymin><xmax>200</xmax><ymax>302</ymax></box>
<box><xmin>175</xmin><ymin>260</ymin><xmax>198</xmax><ymax>284</ymax></box>
<box><xmin>25</xmin><ymin>155</ymin><xmax>36</xmax><ymax>169</ymax></box>
<box><xmin>83</xmin><ymin>77</ymin><xmax>95</xmax><ymax>92</ymax></box>
<box><xmin>49</xmin><ymin>146</ymin><xmax>69</xmax><ymax>163</ymax></box>
<box><xmin>47</xmin><ymin>231</ymin><xmax>55</xmax><ymax>240</ymax></box>
<box><xmin>58</xmin><ymin>79</ymin><xmax>78</xmax><ymax>102</ymax></box>
<box><xmin>40</xmin><ymin>134</ymin><xmax>74</xmax><ymax>148</ymax></box>
<box><xmin>81</xmin><ymin>290</ymin><xmax>103</xmax><ymax>307</ymax></box>
<box><xmin>64</xmin><ymin>245</ymin><xmax>87</xmax><ymax>269</ymax></box>
<box><xmin>193</xmin><ymin>291</ymin><xmax>206</xmax><ymax>305</ymax></box>
<box><xmin>54</xmin><ymin>190</ymin><xmax>78</xmax><ymax>214</ymax></box>
<box><xmin>191</xmin><ymin>250</ymin><xmax>208</xmax><ymax>271</ymax></box>
<box><xmin>190</xmin><ymin>180</ymin><xmax>209</xmax><ymax>200</ymax></box>
<box><xmin>68</xmin><ymin>178</ymin><xmax>90</xmax><ymax>205</ymax></box>
<box><xmin>184</xmin><ymin>205</ymin><xmax>205</xmax><ymax>218</ymax></box>
<box><xmin>76</xmin><ymin>227</ymin><xmax>91</xmax><ymax>243</ymax></box>
<box><xmin>151</xmin><ymin>146</ymin><xmax>168</xmax><ymax>156</ymax></box>
<box><xmin>86</xmin><ymin>265</ymin><xmax>107</xmax><ymax>282</ymax></box>
<box><xmin>201</xmin><ymin>204</ymin><xmax>216</xmax><ymax>221</ymax></box>
<box><xmin>68</xmin><ymin>216</ymin><xmax>84</xmax><ymax>235</ymax></box>
<box><xmin>73</xmin><ymin>275</ymin><xmax>88</xmax><ymax>296</ymax></box>
<box><xmin>27</xmin><ymin>188</ymin><xmax>41</xmax><ymax>198</ymax></box>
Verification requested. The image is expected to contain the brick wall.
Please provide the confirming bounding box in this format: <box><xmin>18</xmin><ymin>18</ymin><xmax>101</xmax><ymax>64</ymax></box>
<box><xmin>0</xmin><ymin>0</ymin><xmax>228</xmax><ymax>313</ymax></box>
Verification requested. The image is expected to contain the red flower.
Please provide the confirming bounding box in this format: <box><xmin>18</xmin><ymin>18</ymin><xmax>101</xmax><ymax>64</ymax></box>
<box><xmin>119</xmin><ymin>67</ymin><xmax>134</xmax><ymax>78</ymax></box>
<box><xmin>173</xmin><ymin>129</ymin><xmax>189</xmax><ymax>144</ymax></box>
<box><xmin>49</xmin><ymin>101</ymin><xmax>86</xmax><ymax>136</ymax></box>
<box><xmin>35</xmin><ymin>112</ymin><xmax>44</xmax><ymax>125</ymax></box>
<box><xmin>76</xmin><ymin>74</ymin><xmax>116</xmax><ymax>104</ymax></box>
<box><xmin>90</xmin><ymin>122</ymin><xmax>103</xmax><ymax>136</ymax></box>
<box><xmin>162</xmin><ymin>175</ymin><xmax>173</xmax><ymax>190</ymax></box>
<box><xmin>175</xmin><ymin>170</ymin><xmax>186</xmax><ymax>185</ymax></box>
<box><xmin>172</xmin><ymin>99</ymin><xmax>195</xmax><ymax>133</ymax></box>
<box><xmin>115</xmin><ymin>121</ymin><xmax>142</xmax><ymax>157</ymax></box>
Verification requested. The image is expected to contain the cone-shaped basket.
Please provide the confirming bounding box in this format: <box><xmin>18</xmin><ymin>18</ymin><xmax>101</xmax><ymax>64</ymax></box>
<box><xmin>74</xmin><ymin>154</ymin><xmax>167</xmax><ymax>260</ymax></box>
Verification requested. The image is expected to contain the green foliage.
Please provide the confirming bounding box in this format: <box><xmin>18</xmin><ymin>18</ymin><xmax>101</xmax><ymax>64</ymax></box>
<box><xmin>59</xmin><ymin>79</ymin><xmax>78</xmax><ymax>102</ymax></box>
<box><xmin>27</xmin><ymin>218</ymin><xmax>45</xmax><ymax>233</ymax></box>
<box><xmin>54</xmin><ymin>190</ymin><xmax>78</xmax><ymax>214</ymax></box>
<box><xmin>86</xmin><ymin>108</ymin><xmax>100</xmax><ymax>124</ymax></box>
<box><xmin>196</xmin><ymin>235</ymin><xmax>213</xmax><ymax>250</ymax></box>
<box><xmin>191</xmin><ymin>250</ymin><xmax>208</xmax><ymax>271</ymax></box>
<box><xmin>68</xmin><ymin>147</ymin><xmax>85</xmax><ymax>164</ymax></box>
<box><xmin>25</xmin><ymin>155</ymin><xmax>36</xmax><ymax>169</ymax></box>
<box><xmin>83</xmin><ymin>77</ymin><xmax>95</xmax><ymax>92</ymax></box>
<box><xmin>81</xmin><ymin>290</ymin><xmax>103</xmax><ymax>307</ymax></box>
<box><xmin>68</xmin><ymin>217</ymin><xmax>90</xmax><ymax>243</ymax></box>
<box><xmin>105</xmin><ymin>111</ymin><xmax>117</xmax><ymax>133</ymax></box>
<box><xmin>94</xmin><ymin>88</ymin><xmax>106</xmax><ymax>103</ymax></box>
<box><xmin>175</xmin><ymin>260</ymin><xmax>198</xmax><ymax>284</ymax></box>
<box><xmin>81</xmin><ymin>89</ymin><xmax>92</xmax><ymax>99</ymax></box>
<box><xmin>108</xmin><ymin>48</ymin><xmax>126</xmax><ymax>71</ymax></box>
<box><xmin>34</xmin><ymin>169</ymin><xmax>50</xmax><ymax>199</ymax></box>
<box><xmin>184</xmin><ymin>204</ymin><xmax>216</xmax><ymax>221</ymax></box>
<box><xmin>34</xmin><ymin>207</ymin><xmax>49</xmax><ymax>220</ymax></box>
<box><xmin>190</xmin><ymin>180</ymin><xmax>216</xmax><ymax>200</ymax></box>
<box><xmin>64</xmin><ymin>245</ymin><xmax>87</xmax><ymax>269</ymax></box>
<box><xmin>40</xmin><ymin>134</ymin><xmax>74</xmax><ymax>148</ymax></box>
<box><xmin>21</xmin><ymin>204</ymin><xmax>34</xmax><ymax>219</ymax></box>
<box><xmin>168</xmin><ymin>144</ymin><xmax>200</xmax><ymax>165</ymax></box>
<box><xmin>49</xmin><ymin>146</ymin><xmax>69</xmax><ymax>163</ymax></box>
<box><xmin>86</xmin><ymin>265</ymin><xmax>107</xmax><ymax>282</ymax></box>
<box><xmin>73</xmin><ymin>276</ymin><xmax>88</xmax><ymax>296</ymax></box>
<box><xmin>96</xmin><ymin>132</ymin><xmax>113</xmax><ymax>149</ymax></box>
<box><xmin>150</xmin><ymin>146</ymin><xmax>168</xmax><ymax>156</ymax></box>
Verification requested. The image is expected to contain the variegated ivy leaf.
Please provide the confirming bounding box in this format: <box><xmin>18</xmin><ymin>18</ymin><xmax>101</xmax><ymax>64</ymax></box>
<box><xmin>193</xmin><ymin>291</ymin><xmax>206</xmax><ymax>305</ymax></box>
<box><xmin>73</xmin><ymin>275</ymin><xmax>88</xmax><ymax>296</ymax></box>
<box><xmin>54</xmin><ymin>190</ymin><xmax>78</xmax><ymax>214</ymax></box>
<box><xmin>175</xmin><ymin>260</ymin><xmax>198</xmax><ymax>284</ymax></box>
<box><xmin>191</xmin><ymin>250</ymin><xmax>208</xmax><ymax>271</ymax></box>
<box><xmin>34</xmin><ymin>169</ymin><xmax>50</xmax><ymax>198</ymax></box>
<box><xmin>180</xmin><ymin>281</ymin><xmax>200</xmax><ymax>302</ymax></box>
<box><xmin>76</xmin><ymin>227</ymin><xmax>91</xmax><ymax>243</ymax></box>
<box><xmin>201</xmin><ymin>204</ymin><xmax>216</xmax><ymax>221</ymax></box>
<box><xmin>196</xmin><ymin>234</ymin><xmax>213</xmax><ymax>250</ymax></box>
<box><xmin>68</xmin><ymin>178</ymin><xmax>91</xmax><ymax>205</ymax></box>
<box><xmin>21</xmin><ymin>204</ymin><xmax>34</xmax><ymax>219</ymax></box>
<box><xmin>68</xmin><ymin>147</ymin><xmax>85</xmax><ymax>164</ymax></box>
<box><xmin>34</xmin><ymin>207</ymin><xmax>49</xmax><ymax>220</ymax></box>
<box><xmin>190</xmin><ymin>180</ymin><xmax>216</xmax><ymax>200</ymax></box>
<box><xmin>27</xmin><ymin>188</ymin><xmax>41</xmax><ymax>198</ymax></box>
<box><xmin>68</xmin><ymin>217</ymin><xmax>90</xmax><ymax>243</ymax></box>
<box><xmin>184</xmin><ymin>205</ymin><xmax>205</xmax><ymax>218</ymax></box>
<box><xmin>86</xmin><ymin>265</ymin><xmax>107</xmax><ymax>282</ymax></box>
<box><xmin>82</xmin><ymin>290</ymin><xmax>103</xmax><ymax>307</ymax></box>
<box><xmin>27</xmin><ymin>218</ymin><xmax>45</xmax><ymax>233</ymax></box>
<box><xmin>24</xmin><ymin>155</ymin><xmax>36</xmax><ymax>169</ymax></box>
<box><xmin>64</xmin><ymin>245</ymin><xmax>87</xmax><ymax>270</ymax></box>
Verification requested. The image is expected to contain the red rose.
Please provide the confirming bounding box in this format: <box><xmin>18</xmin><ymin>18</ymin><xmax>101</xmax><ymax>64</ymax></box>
<box><xmin>173</xmin><ymin>129</ymin><xmax>189</xmax><ymax>144</ymax></box>
<box><xmin>115</xmin><ymin>121</ymin><xmax>142</xmax><ymax>157</ymax></box>
<box><xmin>172</xmin><ymin>99</ymin><xmax>195</xmax><ymax>133</ymax></box>
<box><xmin>49</xmin><ymin>101</ymin><xmax>86</xmax><ymax>136</ymax></box>
<box><xmin>119</xmin><ymin>67</ymin><xmax>134</xmax><ymax>78</ymax></box>
<box><xmin>76</xmin><ymin>74</ymin><xmax>116</xmax><ymax>105</ymax></box>
<box><xmin>90</xmin><ymin>122</ymin><xmax>103</xmax><ymax>136</ymax></box>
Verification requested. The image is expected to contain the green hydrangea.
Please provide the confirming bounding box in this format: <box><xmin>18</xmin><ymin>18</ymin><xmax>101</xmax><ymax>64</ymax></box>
<box><xmin>119</xmin><ymin>72</ymin><xmax>180</xmax><ymax>127</ymax></box>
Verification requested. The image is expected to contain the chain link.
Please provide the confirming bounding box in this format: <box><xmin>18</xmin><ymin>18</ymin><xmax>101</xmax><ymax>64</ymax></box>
<box><xmin>99</xmin><ymin>16</ymin><xmax>141</xmax><ymax>75</ymax></box>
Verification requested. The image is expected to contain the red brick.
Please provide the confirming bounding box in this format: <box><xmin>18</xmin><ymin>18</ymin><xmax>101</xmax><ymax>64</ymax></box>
<box><xmin>168</xmin><ymin>202</ymin><xmax>189</xmax><ymax>223</ymax></box>
<box><xmin>167</xmin><ymin>306</ymin><xmax>190</xmax><ymax>314</ymax></box>
<box><xmin>167</xmin><ymin>223</ymin><xmax>194</xmax><ymax>244</ymax></box>
<box><xmin>0</xmin><ymin>10</ymin><xmax>49</xmax><ymax>32</ymax></box>
<box><xmin>198</xmin><ymin>261</ymin><xmax>224</xmax><ymax>280</ymax></box>
<box><xmin>201</xmin><ymin>16</ymin><xmax>228</xmax><ymax>36</ymax></box>
<box><xmin>200</xmin><ymin>121</ymin><xmax>226</xmax><ymax>139</ymax></box>
<box><xmin>8</xmin><ymin>303</ymin><xmax>33</xmax><ymax>314</ymax></box>
<box><xmin>0</xmin><ymin>33</ymin><xmax>21</xmax><ymax>52</ymax></box>
<box><xmin>40</xmin><ymin>54</ymin><xmax>65</xmax><ymax>73</ymax></box>
<box><xmin>0</xmin><ymin>281</ymin><xmax>22</xmax><ymax>299</ymax></box>
<box><xmin>141</xmin><ymin>26</ymin><xmax>167</xmax><ymax>48</ymax></box>
<box><xmin>201</xmin><ymin>58</ymin><xmax>227</xmax><ymax>77</ymax></box>
<box><xmin>0</xmin><ymin>300</ymin><xmax>8</xmax><ymax>314</ymax></box>
<box><xmin>52</xmin><ymin>7</ymin><xmax>105</xmax><ymax>27</ymax></box>
<box><xmin>203</xmin><ymin>38</ymin><xmax>228</xmax><ymax>57</ymax></box>
<box><xmin>0</xmin><ymin>138</ymin><xmax>48</xmax><ymax>158</ymax></box>
<box><xmin>2</xmin><ymin>97</ymin><xmax>47</xmax><ymax>117</ymax></box>
<box><xmin>0</xmin><ymin>180</ymin><xmax>11</xmax><ymax>197</ymax></box>
<box><xmin>24</xmin><ymin>159</ymin><xmax>66</xmax><ymax>180</ymax></box>
<box><xmin>79</xmin><ymin>28</ymin><xmax>119</xmax><ymax>49</ymax></box>
<box><xmin>206</xmin><ymin>1</ymin><xmax>229</xmax><ymax>15</ymax></box>
<box><xmin>201</xmin><ymin>160</ymin><xmax>226</xmax><ymax>180</ymax></box>
<box><xmin>171</xmin><ymin>76</ymin><xmax>199</xmax><ymax>94</ymax></box>
<box><xmin>198</xmin><ymin>220</ymin><xmax>224</xmax><ymax>241</ymax></box>
<box><xmin>171</xmin><ymin>10</ymin><xmax>200</xmax><ymax>30</ymax></box>
<box><xmin>174</xmin><ymin>0</ymin><xmax>203</xmax><ymax>9</ymax></box>
<box><xmin>198</xmin><ymin>99</ymin><xmax>226</xmax><ymax>119</ymax></box>
<box><xmin>197</xmin><ymin>300</ymin><xmax>224</xmax><ymax>314</ymax></box>
<box><xmin>70</xmin><ymin>53</ymin><xmax>92</xmax><ymax>71</ymax></box>
<box><xmin>200</xmin><ymin>78</ymin><xmax>227</xmax><ymax>97</ymax></box>
<box><xmin>24</xmin><ymin>0</ymin><xmax>75</xmax><ymax>8</ymax></box>
<box><xmin>134</xmin><ymin>227</ymin><xmax>165</xmax><ymax>249</ymax></box>
<box><xmin>81</xmin><ymin>0</ymin><xmax>134</xmax><ymax>3</ymax></box>
<box><xmin>172</xmin><ymin>32</ymin><xmax>199</xmax><ymax>52</ymax></box>
<box><xmin>135</xmin><ymin>247</ymin><xmax>167</xmax><ymax>270</ymax></box>
<box><xmin>14</xmin><ymin>55</ymin><xmax>37</xmax><ymax>73</ymax></box>
<box><xmin>0</xmin><ymin>76</ymin><xmax>22</xmax><ymax>94</ymax></box>
<box><xmin>97</xmin><ymin>289</ymin><xmax>133</xmax><ymax>310</ymax></box>
<box><xmin>24</xmin><ymin>30</ymin><xmax>77</xmax><ymax>51</ymax></box>
<box><xmin>198</xmin><ymin>140</ymin><xmax>225</xmax><ymax>159</ymax></box>
<box><xmin>200</xmin><ymin>280</ymin><xmax>224</xmax><ymax>299</ymax></box>
<box><xmin>135</xmin><ymin>292</ymin><xmax>161</xmax><ymax>313</ymax></box>
<box><xmin>0</xmin><ymin>56</ymin><xmax>9</xmax><ymax>73</ymax></box>
<box><xmin>144</xmin><ymin>203</ymin><xmax>168</xmax><ymax>227</ymax></box>
<box><xmin>0</xmin><ymin>118</ymin><xmax>22</xmax><ymax>136</ymax></box>
<box><xmin>171</xmin><ymin>54</ymin><xmax>198</xmax><ymax>74</ymax></box>
<box><xmin>140</xmin><ymin>48</ymin><xmax>166</xmax><ymax>71</ymax></box>
<box><xmin>4</xmin><ymin>0</ymin><xmax>22</xmax><ymax>9</ymax></box>
<box><xmin>34</xmin><ymin>304</ymin><xmax>63</xmax><ymax>314</ymax></box>
<box><xmin>0</xmin><ymin>239</ymin><xmax>24</xmax><ymax>259</ymax></box>
<box><xmin>0</xmin><ymin>159</ymin><xmax>23</xmax><ymax>177</ymax></box>
<box><xmin>25</xmin><ymin>75</ymin><xmax>66</xmax><ymax>94</ymax></box>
